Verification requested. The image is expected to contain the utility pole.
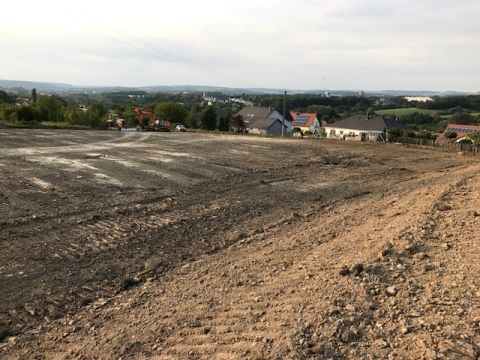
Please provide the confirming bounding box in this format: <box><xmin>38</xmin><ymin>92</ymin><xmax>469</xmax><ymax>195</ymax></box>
<box><xmin>282</xmin><ymin>90</ymin><xmax>287</xmax><ymax>136</ymax></box>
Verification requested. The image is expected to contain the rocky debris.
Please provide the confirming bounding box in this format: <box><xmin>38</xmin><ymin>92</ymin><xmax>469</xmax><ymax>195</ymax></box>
<box><xmin>386</xmin><ymin>286</ymin><xmax>398</xmax><ymax>296</ymax></box>
<box><xmin>438</xmin><ymin>204</ymin><xmax>453</xmax><ymax>212</ymax></box>
<box><xmin>338</xmin><ymin>263</ymin><xmax>364</xmax><ymax>277</ymax></box>
<box><xmin>351</xmin><ymin>263</ymin><xmax>364</xmax><ymax>276</ymax></box>
<box><xmin>339</xmin><ymin>265</ymin><xmax>350</xmax><ymax>276</ymax></box>
<box><xmin>85</xmin><ymin>154</ymin><xmax>107</xmax><ymax>159</ymax></box>
<box><xmin>2</xmin><ymin>132</ymin><xmax>480</xmax><ymax>359</ymax></box>
<box><xmin>441</xmin><ymin>242</ymin><xmax>452</xmax><ymax>251</ymax></box>
<box><xmin>0</xmin><ymin>325</ymin><xmax>11</xmax><ymax>342</ymax></box>
<box><xmin>437</xmin><ymin>340</ymin><xmax>479</xmax><ymax>359</ymax></box>
<box><xmin>121</xmin><ymin>277</ymin><xmax>142</xmax><ymax>291</ymax></box>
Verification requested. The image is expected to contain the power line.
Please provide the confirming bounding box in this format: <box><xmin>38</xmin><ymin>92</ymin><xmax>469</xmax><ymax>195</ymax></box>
<box><xmin>119</xmin><ymin>30</ymin><xmax>258</xmax><ymax>88</ymax></box>
<box><xmin>92</xmin><ymin>27</ymin><xmax>257</xmax><ymax>88</ymax></box>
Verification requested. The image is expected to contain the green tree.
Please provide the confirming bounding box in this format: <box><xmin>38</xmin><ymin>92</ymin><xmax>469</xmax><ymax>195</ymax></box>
<box><xmin>218</xmin><ymin>111</ymin><xmax>232</xmax><ymax>132</ymax></box>
<box><xmin>416</xmin><ymin>130</ymin><xmax>434</xmax><ymax>139</ymax></box>
<box><xmin>201</xmin><ymin>105</ymin><xmax>217</xmax><ymax>130</ymax></box>
<box><xmin>34</xmin><ymin>96</ymin><xmax>65</xmax><ymax>122</ymax></box>
<box><xmin>0</xmin><ymin>90</ymin><xmax>11</xmax><ymax>104</ymax></box>
<box><xmin>85</xmin><ymin>102</ymin><xmax>107</xmax><ymax>127</ymax></box>
<box><xmin>386</xmin><ymin>128</ymin><xmax>403</xmax><ymax>141</ymax></box>
<box><xmin>186</xmin><ymin>105</ymin><xmax>202</xmax><ymax>129</ymax></box>
<box><xmin>306</xmin><ymin>105</ymin><xmax>338</xmax><ymax>123</ymax></box>
<box><xmin>468</xmin><ymin>132</ymin><xmax>480</xmax><ymax>145</ymax></box>
<box><xmin>450</xmin><ymin>111</ymin><xmax>475</xmax><ymax>125</ymax></box>
<box><xmin>31</xmin><ymin>88</ymin><xmax>37</xmax><ymax>103</ymax></box>
<box><xmin>16</xmin><ymin>106</ymin><xmax>36</xmax><ymax>122</ymax></box>
<box><xmin>155</xmin><ymin>102</ymin><xmax>187</xmax><ymax>124</ymax></box>
<box><xmin>399</xmin><ymin>112</ymin><xmax>435</xmax><ymax>128</ymax></box>
<box><xmin>64</xmin><ymin>105</ymin><xmax>86</xmax><ymax>125</ymax></box>
<box><xmin>445</xmin><ymin>131</ymin><xmax>457</xmax><ymax>139</ymax></box>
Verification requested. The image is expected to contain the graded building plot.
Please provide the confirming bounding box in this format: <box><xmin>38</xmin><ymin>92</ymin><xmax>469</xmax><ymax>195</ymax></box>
<box><xmin>0</xmin><ymin>129</ymin><xmax>476</xmax><ymax>359</ymax></box>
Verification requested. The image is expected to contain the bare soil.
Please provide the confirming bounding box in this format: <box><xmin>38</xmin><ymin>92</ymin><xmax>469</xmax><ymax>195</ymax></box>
<box><xmin>0</xmin><ymin>130</ymin><xmax>479</xmax><ymax>359</ymax></box>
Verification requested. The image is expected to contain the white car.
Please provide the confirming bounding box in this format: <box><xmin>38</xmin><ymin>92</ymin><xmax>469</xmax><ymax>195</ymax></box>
<box><xmin>175</xmin><ymin>124</ymin><xmax>187</xmax><ymax>132</ymax></box>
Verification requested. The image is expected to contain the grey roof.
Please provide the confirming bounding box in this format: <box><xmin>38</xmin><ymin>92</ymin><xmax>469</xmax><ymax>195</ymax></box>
<box><xmin>236</xmin><ymin>106</ymin><xmax>273</xmax><ymax>120</ymax></box>
<box><xmin>248</xmin><ymin>117</ymin><xmax>282</xmax><ymax>130</ymax></box>
<box><xmin>237</xmin><ymin>106</ymin><xmax>290</xmax><ymax>130</ymax></box>
<box><xmin>327</xmin><ymin>115</ymin><xmax>403</xmax><ymax>131</ymax></box>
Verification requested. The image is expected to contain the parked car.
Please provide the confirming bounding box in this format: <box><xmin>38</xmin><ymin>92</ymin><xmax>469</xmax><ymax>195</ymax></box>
<box><xmin>175</xmin><ymin>124</ymin><xmax>187</xmax><ymax>132</ymax></box>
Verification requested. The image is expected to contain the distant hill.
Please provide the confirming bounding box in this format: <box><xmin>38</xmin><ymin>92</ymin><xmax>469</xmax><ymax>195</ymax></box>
<box><xmin>0</xmin><ymin>79</ymin><xmax>474</xmax><ymax>96</ymax></box>
<box><xmin>0</xmin><ymin>79</ymin><xmax>73</xmax><ymax>92</ymax></box>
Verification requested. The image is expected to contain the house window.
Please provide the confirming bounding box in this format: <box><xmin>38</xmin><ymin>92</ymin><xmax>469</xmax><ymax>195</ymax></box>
<box><xmin>340</xmin><ymin>130</ymin><xmax>344</xmax><ymax>135</ymax></box>
<box><xmin>330</xmin><ymin>129</ymin><xmax>336</xmax><ymax>135</ymax></box>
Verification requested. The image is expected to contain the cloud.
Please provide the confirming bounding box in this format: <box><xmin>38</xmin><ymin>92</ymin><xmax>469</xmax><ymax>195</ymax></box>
<box><xmin>0</xmin><ymin>0</ymin><xmax>479</xmax><ymax>91</ymax></box>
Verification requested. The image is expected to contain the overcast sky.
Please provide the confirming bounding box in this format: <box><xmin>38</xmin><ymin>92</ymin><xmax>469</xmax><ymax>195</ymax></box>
<box><xmin>1</xmin><ymin>0</ymin><xmax>479</xmax><ymax>91</ymax></box>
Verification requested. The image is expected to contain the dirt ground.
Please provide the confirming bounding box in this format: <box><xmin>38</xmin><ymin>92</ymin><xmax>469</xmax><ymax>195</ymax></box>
<box><xmin>1</xmin><ymin>130</ymin><xmax>479</xmax><ymax>359</ymax></box>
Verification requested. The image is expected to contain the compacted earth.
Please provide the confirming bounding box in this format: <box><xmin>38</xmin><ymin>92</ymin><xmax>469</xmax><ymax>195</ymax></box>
<box><xmin>0</xmin><ymin>130</ymin><xmax>479</xmax><ymax>359</ymax></box>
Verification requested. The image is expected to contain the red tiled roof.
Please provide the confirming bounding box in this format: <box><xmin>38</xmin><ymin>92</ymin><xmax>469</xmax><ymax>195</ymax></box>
<box><xmin>290</xmin><ymin>112</ymin><xmax>317</xmax><ymax>127</ymax></box>
<box><xmin>437</xmin><ymin>124</ymin><xmax>480</xmax><ymax>143</ymax></box>
<box><xmin>444</xmin><ymin>124</ymin><xmax>480</xmax><ymax>133</ymax></box>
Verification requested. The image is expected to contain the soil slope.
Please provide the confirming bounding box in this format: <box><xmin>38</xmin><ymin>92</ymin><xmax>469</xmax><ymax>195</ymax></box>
<box><xmin>1</xmin><ymin>131</ymin><xmax>479</xmax><ymax>359</ymax></box>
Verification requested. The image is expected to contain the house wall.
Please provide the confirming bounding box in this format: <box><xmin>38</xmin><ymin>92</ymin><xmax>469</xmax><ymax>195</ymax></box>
<box><xmin>247</xmin><ymin>128</ymin><xmax>266</xmax><ymax>135</ymax></box>
<box><xmin>324</xmin><ymin>126</ymin><xmax>383</xmax><ymax>141</ymax></box>
<box><xmin>294</xmin><ymin>120</ymin><xmax>320</xmax><ymax>134</ymax></box>
<box><xmin>269</xmin><ymin>110</ymin><xmax>292</xmax><ymax>134</ymax></box>
<box><xmin>248</xmin><ymin>120</ymin><xmax>286</xmax><ymax>136</ymax></box>
<box><xmin>267</xmin><ymin>120</ymin><xmax>285</xmax><ymax>135</ymax></box>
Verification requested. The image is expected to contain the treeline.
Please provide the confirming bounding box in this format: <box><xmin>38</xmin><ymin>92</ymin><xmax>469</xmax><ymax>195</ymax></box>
<box><xmin>113</xmin><ymin>102</ymin><xmax>233</xmax><ymax>131</ymax></box>
<box><xmin>251</xmin><ymin>94</ymin><xmax>374</xmax><ymax>115</ymax></box>
<box><xmin>0</xmin><ymin>95</ymin><xmax>108</xmax><ymax>127</ymax></box>
<box><xmin>399</xmin><ymin>110</ymin><xmax>480</xmax><ymax>131</ymax></box>
<box><xmin>2</xmin><ymin>88</ymin><xmax>480</xmax><ymax>132</ymax></box>
<box><xmin>0</xmin><ymin>89</ymin><xmax>233</xmax><ymax>131</ymax></box>
<box><xmin>422</xmin><ymin>95</ymin><xmax>480</xmax><ymax>111</ymax></box>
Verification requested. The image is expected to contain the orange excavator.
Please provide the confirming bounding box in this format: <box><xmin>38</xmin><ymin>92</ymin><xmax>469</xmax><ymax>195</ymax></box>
<box><xmin>133</xmin><ymin>107</ymin><xmax>171</xmax><ymax>132</ymax></box>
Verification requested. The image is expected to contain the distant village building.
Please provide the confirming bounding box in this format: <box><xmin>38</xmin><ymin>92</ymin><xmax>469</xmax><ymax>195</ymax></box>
<box><xmin>202</xmin><ymin>92</ymin><xmax>229</xmax><ymax>104</ymax></box>
<box><xmin>15</xmin><ymin>98</ymin><xmax>31</xmax><ymax>106</ymax></box>
<box><xmin>404</xmin><ymin>96</ymin><xmax>433</xmax><ymax>103</ymax></box>
<box><xmin>235</xmin><ymin>106</ymin><xmax>291</xmax><ymax>136</ymax></box>
<box><xmin>229</xmin><ymin>98</ymin><xmax>254</xmax><ymax>106</ymax></box>
<box><xmin>290</xmin><ymin>112</ymin><xmax>320</xmax><ymax>135</ymax></box>
<box><xmin>324</xmin><ymin>115</ymin><xmax>402</xmax><ymax>142</ymax></box>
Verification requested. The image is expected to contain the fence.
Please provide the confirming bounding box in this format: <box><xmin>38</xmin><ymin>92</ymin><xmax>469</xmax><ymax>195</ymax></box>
<box><xmin>394</xmin><ymin>137</ymin><xmax>480</xmax><ymax>154</ymax></box>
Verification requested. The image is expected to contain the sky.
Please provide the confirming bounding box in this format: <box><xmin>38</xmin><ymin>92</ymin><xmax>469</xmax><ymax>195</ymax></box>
<box><xmin>1</xmin><ymin>0</ymin><xmax>479</xmax><ymax>91</ymax></box>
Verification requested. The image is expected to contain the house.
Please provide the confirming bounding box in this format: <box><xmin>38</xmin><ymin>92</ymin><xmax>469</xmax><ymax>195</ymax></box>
<box><xmin>404</xmin><ymin>96</ymin><xmax>433</xmax><ymax>103</ymax></box>
<box><xmin>324</xmin><ymin>115</ymin><xmax>402</xmax><ymax>142</ymax></box>
<box><xmin>436</xmin><ymin>124</ymin><xmax>480</xmax><ymax>144</ymax></box>
<box><xmin>290</xmin><ymin>112</ymin><xmax>320</xmax><ymax>135</ymax></box>
<box><xmin>235</xmin><ymin>106</ymin><xmax>291</xmax><ymax>136</ymax></box>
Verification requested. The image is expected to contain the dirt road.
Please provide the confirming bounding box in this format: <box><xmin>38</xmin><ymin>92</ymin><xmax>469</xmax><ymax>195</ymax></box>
<box><xmin>1</xmin><ymin>130</ymin><xmax>478</xmax><ymax>359</ymax></box>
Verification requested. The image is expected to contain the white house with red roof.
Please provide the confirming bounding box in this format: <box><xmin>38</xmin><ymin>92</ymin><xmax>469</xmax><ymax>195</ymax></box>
<box><xmin>437</xmin><ymin>123</ymin><xmax>480</xmax><ymax>144</ymax></box>
<box><xmin>290</xmin><ymin>112</ymin><xmax>320</xmax><ymax>135</ymax></box>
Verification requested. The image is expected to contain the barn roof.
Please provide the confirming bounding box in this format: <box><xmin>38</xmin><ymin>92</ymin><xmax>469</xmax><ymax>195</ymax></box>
<box><xmin>326</xmin><ymin>115</ymin><xmax>403</xmax><ymax>131</ymax></box>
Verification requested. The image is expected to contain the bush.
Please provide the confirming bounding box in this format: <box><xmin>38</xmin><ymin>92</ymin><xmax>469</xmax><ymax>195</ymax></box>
<box><xmin>445</xmin><ymin>131</ymin><xmax>457</xmax><ymax>139</ymax></box>
<box><xmin>416</xmin><ymin>130</ymin><xmax>435</xmax><ymax>139</ymax></box>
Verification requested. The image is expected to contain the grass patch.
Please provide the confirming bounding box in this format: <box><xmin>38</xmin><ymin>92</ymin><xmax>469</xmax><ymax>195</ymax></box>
<box><xmin>375</xmin><ymin>108</ymin><xmax>439</xmax><ymax>116</ymax></box>
<box><xmin>0</xmin><ymin>120</ymin><xmax>97</xmax><ymax>130</ymax></box>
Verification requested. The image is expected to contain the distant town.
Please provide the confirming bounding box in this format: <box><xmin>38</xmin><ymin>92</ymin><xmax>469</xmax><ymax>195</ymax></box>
<box><xmin>1</xmin><ymin>79</ymin><xmax>479</xmax><ymax>154</ymax></box>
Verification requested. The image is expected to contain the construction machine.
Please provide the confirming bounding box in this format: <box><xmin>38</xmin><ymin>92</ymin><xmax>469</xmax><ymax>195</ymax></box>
<box><xmin>106</xmin><ymin>113</ymin><xmax>125</xmax><ymax>130</ymax></box>
<box><xmin>133</xmin><ymin>108</ymin><xmax>171</xmax><ymax>132</ymax></box>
